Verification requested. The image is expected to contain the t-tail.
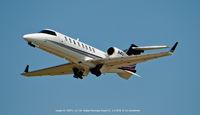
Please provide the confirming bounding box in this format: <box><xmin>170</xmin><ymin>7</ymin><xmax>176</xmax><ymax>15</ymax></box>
<box><xmin>118</xmin><ymin>43</ymin><xmax>170</xmax><ymax>80</ymax></box>
<box><xmin>126</xmin><ymin>44</ymin><xmax>144</xmax><ymax>55</ymax></box>
<box><xmin>120</xmin><ymin>43</ymin><xmax>143</xmax><ymax>74</ymax></box>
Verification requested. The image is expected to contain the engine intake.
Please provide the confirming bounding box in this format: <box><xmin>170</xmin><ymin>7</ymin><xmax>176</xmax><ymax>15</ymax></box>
<box><xmin>107</xmin><ymin>47</ymin><xmax>115</xmax><ymax>55</ymax></box>
<box><xmin>107</xmin><ymin>47</ymin><xmax>126</xmax><ymax>57</ymax></box>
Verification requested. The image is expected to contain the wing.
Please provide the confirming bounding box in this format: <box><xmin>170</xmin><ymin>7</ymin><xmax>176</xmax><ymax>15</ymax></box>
<box><xmin>88</xmin><ymin>52</ymin><xmax>172</xmax><ymax>68</ymax></box>
<box><xmin>21</xmin><ymin>63</ymin><xmax>76</xmax><ymax>77</ymax></box>
<box><xmin>87</xmin><ymin>42</ymin><xmax>178</xmax><ymax>68</ymax></box>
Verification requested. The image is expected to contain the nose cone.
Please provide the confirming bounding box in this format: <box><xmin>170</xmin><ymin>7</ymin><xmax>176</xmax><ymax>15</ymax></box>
<box><xmin>23</xmin><ymin>34</ymin><xmax>40</xmax><ymax>42</ymax></box>
<box><xmin>23</xmin><ymin>34</ymin><xmax>31</xmax><ymax>41</ymax></box>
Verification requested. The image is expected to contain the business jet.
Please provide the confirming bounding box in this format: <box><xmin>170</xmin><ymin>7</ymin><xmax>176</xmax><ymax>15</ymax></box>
<box><xmin>21</xmin><ymin>29</ymin><xmax>178</xmax><ymax>80</ymax></box>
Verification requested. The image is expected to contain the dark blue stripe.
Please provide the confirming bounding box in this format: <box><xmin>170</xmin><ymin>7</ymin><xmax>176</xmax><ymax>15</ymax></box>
<box><xmin>48</xmin><ymin>40</ymin><xmax>103</xmax><ymax>59</ymax></box>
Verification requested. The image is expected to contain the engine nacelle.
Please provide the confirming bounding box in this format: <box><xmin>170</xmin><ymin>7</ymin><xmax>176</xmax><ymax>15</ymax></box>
<box><xmin>107</xmin><ymin>47</ymin><xmax>126</xmax><ymax>57</ymax></box>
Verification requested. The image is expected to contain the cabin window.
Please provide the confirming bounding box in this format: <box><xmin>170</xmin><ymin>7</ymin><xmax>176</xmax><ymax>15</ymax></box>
<box><xmin>89</xmin><ymin>47</ymin><xmax>92</xmax><ymax>51</ymax></box>
<box><xmin>69</xmin><ymin>38</ymin><xmax>72</xmax><ymax>43</ymax></box>
<box><xmin>77</xmin><ymin>42</ymin><xmax>80</xmax><ymax>47</ymax></box>
<box><xmin>73</xmin><ymin>40</ymin><xmax>76</xmax><ymax>45</ymax></box>
<box><xmin>85</xmin><ymin>45</ymin><xmax>88</xmax><ymax>50</ymax></box>
<box><xmin>65</xmin><ymin>37</ymin><xmax>68</xmax><ymax>41</ymax></box>
<box><xmin>82</xmin><ymin>43</ymin><xmax>85</xmax><ymax>48</ymax></box>
<box><xmin>92</xmin><ymin>48</ymin><xmax>95</xmax><ymax>53</ymax></box>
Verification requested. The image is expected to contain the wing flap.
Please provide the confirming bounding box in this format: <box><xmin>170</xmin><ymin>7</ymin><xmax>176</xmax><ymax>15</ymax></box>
<box><xmin>21</xmin><ymin>63</ymin><xmax>75</xmax><ymax>77</ymax></box>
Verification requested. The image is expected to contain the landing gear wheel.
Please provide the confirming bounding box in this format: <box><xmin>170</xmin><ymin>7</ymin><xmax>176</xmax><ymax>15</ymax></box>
<box><xmin>90</xmin><ymin>64</ymin><xmax>103</xmax><ymax>77</ymax></box>
<box><xmin>73</xmin><ymin>68</ymin><xmax>83</xmax><ymax>79</ymax></box>
<box><xmin>79</xmin><ymin>76</ymin><xmax>83</xmax><ymax>79</ymax></box>
<box><xmin>73</xmin><ymin>75</ymin><xmax>79</xmax><ymax>79</ymax></box>
<box><xmin>95</xmin><ymin>71</ymin><xmax>101</xmax><ymax>77</ymax></box>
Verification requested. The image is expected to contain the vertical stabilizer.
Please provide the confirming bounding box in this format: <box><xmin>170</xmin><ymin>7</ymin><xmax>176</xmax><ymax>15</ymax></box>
<box><xmin>126</xmin><ymin>44</ymin><xmax>144</xmax><ymax>55</ymax></box>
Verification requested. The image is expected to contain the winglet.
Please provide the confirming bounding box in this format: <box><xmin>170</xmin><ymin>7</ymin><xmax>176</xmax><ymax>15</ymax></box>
<box><xmin>170</xmin><ymin>42</ymin><xmax>178</xmax><ymax>53</ymax></box>
<box><xmin>24</xmin><ymin>65</ymin><xmax>29</xmax><ymax>73</ymax></box>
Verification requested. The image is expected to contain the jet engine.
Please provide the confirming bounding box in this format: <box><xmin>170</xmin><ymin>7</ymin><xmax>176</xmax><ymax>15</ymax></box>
<box><xmin>107</xmin><ymin>47</ymin><xmax>126</xmax><ymax>57</ymax></box>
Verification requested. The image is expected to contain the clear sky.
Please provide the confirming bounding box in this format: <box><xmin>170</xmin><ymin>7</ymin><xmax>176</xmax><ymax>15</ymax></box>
<box><xmin>0</xmin><ymin>0</ymin><xmax>200</xmax><ymax>115</ymax></box>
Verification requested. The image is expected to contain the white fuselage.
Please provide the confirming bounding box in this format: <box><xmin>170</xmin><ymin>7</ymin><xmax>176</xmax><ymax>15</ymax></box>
<box><xmin>23</xmin><ymin>30</ymin><xmax>108</xmax><ymax>70</ymax></box>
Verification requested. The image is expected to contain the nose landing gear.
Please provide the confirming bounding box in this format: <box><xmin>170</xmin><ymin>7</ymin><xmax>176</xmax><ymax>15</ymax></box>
<box><xmin>28</xmin><ymin>42</ymin><xmax>36</xmax><ymax>48</ymax></box>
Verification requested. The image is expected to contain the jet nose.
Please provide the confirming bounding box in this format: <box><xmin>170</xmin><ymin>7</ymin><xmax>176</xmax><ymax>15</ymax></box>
<box><xmin>23</xmin><ymin>34</ymin><xmax>32</xmax><ymax>41</ymax></box>
<box><xmin>23</xmin><ymin>33</ymin><xmax>41</xmax><ymax>42</ymax></box>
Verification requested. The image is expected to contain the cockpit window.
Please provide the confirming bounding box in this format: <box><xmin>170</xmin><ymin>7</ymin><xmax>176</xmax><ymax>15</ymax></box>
<box><xmin>40</xmin><ymin>30</ymin><xmax>57</xmax><ymax>36</ymax></box>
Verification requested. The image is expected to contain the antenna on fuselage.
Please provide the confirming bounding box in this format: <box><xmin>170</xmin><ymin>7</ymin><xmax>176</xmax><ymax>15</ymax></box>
<box><xmin>77</xmin><ymin>38</ymin><xmax>79</xmax><ymax>41</ymax></box>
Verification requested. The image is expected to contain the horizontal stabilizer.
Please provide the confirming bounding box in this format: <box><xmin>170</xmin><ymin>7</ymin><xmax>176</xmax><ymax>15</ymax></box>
<box><xmin>132</xmin><ymin>45</ymin><xmax>169</xmax><ymax>51</ymax></box>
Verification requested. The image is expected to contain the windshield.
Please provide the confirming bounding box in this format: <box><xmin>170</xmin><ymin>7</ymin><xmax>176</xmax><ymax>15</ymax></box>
<box><xmin>39</xmin><ymin>30</ymin><xmax>57</xmax><ymax>36</ymax></box>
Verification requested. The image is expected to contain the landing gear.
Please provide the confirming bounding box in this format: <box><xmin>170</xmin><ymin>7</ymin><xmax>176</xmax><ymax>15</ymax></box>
<box><xmin>90</xmin><ymin>64</ymin><xmax>103</xmax><ymax>77</ymax></box>
<box><xmin>28</xmin><ymin>42</ymin><xmax>36</xmax><ymax>48</ymax></box>
<box><xmin>73</xmin><ymin>68</ymin><xmax>83</xmax><ymax>79</ymax></box>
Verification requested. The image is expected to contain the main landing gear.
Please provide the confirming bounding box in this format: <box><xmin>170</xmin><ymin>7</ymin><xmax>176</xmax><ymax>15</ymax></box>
<box><xmin>90</xmin><ymin>64</ymin><xmax>103</xmax><ymax>77</ymax></box>
<box><xmin>73</xmin><ymin>64</ymin><xmax>103</xmax><ymax>79</ymax></box>
<box><xmin>73</xmin><ymin>68</ymin><xmax>83</xmax><ymax>79</ymax></box>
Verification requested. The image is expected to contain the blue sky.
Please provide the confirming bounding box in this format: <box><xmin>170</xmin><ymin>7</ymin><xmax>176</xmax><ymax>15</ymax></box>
<box><xmin>0</xmin><ymin>0</ymin><xmax>200</xmax><ymax>115</ymax></box>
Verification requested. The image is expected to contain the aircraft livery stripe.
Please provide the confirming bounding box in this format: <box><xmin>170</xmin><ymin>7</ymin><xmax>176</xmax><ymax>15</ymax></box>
<box><xmin>48</xmin><ymin>40</ymin><xmax>103</xmax><ymax>59</ymax></box>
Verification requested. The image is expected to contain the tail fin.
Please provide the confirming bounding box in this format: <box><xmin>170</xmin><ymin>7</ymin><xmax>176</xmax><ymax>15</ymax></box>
<box><xmin>126</xmin><ymin>44</ymin><xmax>144</xmax><ymax>55</ymax></box>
